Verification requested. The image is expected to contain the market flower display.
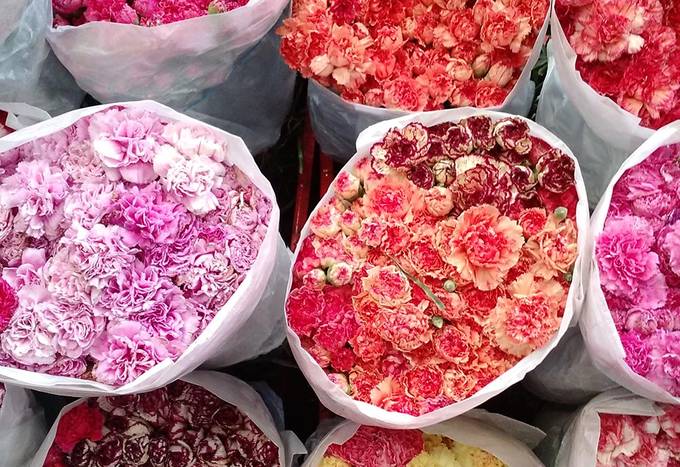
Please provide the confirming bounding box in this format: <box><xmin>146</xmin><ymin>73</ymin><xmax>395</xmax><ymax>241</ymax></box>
<box><xmin>0</xmin><ymin>106</ymin><xmax>271</xmax><ymax>387</ymax></box>
<box><xmin>557</xmin><ymin>0</ymin><xmax>680</xmax><ymax>129</ymax></box>
<box><xmin>595</xmin><ymin>143</ymin><xmax>680</xmax><ymax>397</ymax></box>
<box><xmin>317</xmin><ymin>426</ymin><xmax>505</xmax><ymax>467</ymax></box>
<box><xmin>286</xmin><ymin>115</ymin><xmax>580</xmax><ymax>415</ymax></box>
<box><xmin>41</xmin><ymin>379</ymin><xmax>281</xmax><ymax>466</ymax></box>
<box><xmin>597</xmin><ymin>405</ymin><xmax>680</xmax><ymax>466</ymax></box>
<box><xmin>278</xmin><ymin>0</ymin><xmax>549</xmax><ymax>111</ymax></box>
<box><xmin>52</xmin><ymin>0</ymin><xmax>250</xmax><ymax>26</ymax></box>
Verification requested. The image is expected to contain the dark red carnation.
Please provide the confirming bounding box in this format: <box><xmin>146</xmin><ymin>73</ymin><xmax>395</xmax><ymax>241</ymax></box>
<box><xmin>0</xmin><ymin>278</ymin><xmax>18</xmax><ymax>332</ymax></box>
<box><xmin>442</xmin><ymin>124</ymin><xmax>474</xmax><ymax>156</ymax></box>
<box><xmin>55</xmin><ymin>402</ymin><xmax>105</xmax><ymax>454</ymax></box>
<box><xmin>408</xmin><ymin>163</ymin><xmax>435</xmax><ymax>188</ymax></box>
<box><xmin>461</xmin><ymin>115</ymin><xmax>495</xmax><ymax>150</ymax></box>
<box><xmin>536</xmin><ymin>149</ymin><xmax>576</xmax><ymax>193</ymax></box>
<box><xmin>538</xmin><ymin>185</ymin><xmax>578</xmax><ymax>217</ymax></box>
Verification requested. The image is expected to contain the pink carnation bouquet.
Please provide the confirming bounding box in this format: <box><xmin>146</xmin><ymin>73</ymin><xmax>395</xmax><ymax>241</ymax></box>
<box><xmin>555</xmin><ymin>389</ymin><xmax>680</xmax><ymax>467</ymax></box>
<box><xmin>34</xmin><ymin>372</ymin><xmax>296</xmax><ymax>467</ymax></box>
<box><xmin>556</xmin><ymin>0</ymin><xmax>680</xmax><ymax>130</ymax></box>
<box><xmin>277</xmin><ymin>0</ymin><xmax>550</xmax><ymax>158</ymax></box>
<box><xmin>0</xmin><ymin>102</ymin><xmax>283</xmax><ymax>395</ymax></box>
<box><xmin>302</xmin><ymin>413</ymin><xmax>544</xmax><ymax>467</ymax></box>
<box><xmin>52</xmin><ymin>0</ymin><xmax>250</xmax><ymax>27</ymax></box>
<box><xmin>286</xmin><ymin>110</ymin><xmax>588</xmax><ymax>428</ymax></box>
<box><xmin>585</xmin><ymin>124</ymin><xmax>680</xmax><ymax>403</ymax></box>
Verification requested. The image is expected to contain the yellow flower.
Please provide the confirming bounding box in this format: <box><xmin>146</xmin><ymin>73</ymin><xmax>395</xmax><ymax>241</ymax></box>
<box><xmin>407</xmin><ymin>446</ymin><xmax>465</xmax><ymax>467</ymax></box>
<box><xmin>450</xmin><ymin>441</ymin><xmax>506</xmax><ymax>467</ymax></box>
<box><xmin>318</xmin><ymin>456</ymin><xmax>351</xmax><ymax>467</ymax></box>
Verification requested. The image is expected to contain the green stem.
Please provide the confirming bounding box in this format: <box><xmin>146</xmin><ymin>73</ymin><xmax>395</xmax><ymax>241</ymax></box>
<box><xmin>387</xmin><ymin>254</ymin><xmax>446</xmax><ymax>312</ymax></box>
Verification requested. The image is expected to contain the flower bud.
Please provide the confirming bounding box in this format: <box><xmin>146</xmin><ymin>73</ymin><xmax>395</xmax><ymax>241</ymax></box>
<box><xmin>335</xmin><ymin>171</ymin><xmax>362</xmax><ymax>201</ymax></box>
<box><xmin>554</xmin><ymin>206</ymin><xmax>568</xmax><ymax>221</ymax></box>
<box><xmin>472</xmin><ymin>54</ymin><xmax>491</xmax><ymax>78</ymax></box>
<box><xmin>444</xmin><ymin>279</ymin><xmax>457</xmax><ymax>292</ymax></box>
<box><xmin>327</xmin><ymin>262</ymin><xmax>353</xmax><ymax>286</ymax></box>
<box><xmin>432</xmin><ymin>159</ymin><xmax>456</xmax><ymax>186</ymax></box>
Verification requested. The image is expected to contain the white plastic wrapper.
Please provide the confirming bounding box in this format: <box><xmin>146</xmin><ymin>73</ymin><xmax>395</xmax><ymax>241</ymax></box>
<box><xmin>30</xmin><ymin>371</ymin><xmax>306</xmax><ymax>467</ymax></box>
<box><xmin>581</xmin><ymin>121</ymin><xmax>680</xmax><ymax>404</ymax></box>
<box><xmin>286</xmin><ymin>108</ymin><xmax>590</xmax><ymax>429</ymax></box>
<box><xmin>307</xmin><ymin>4</ymin><xmax>549</xmax><ymax>160</ymax></box>
<box><xmin>553</xmin><ymin>389</ymin><xmax>663</xmax><ymax>467</ymax></box>
<box><xmin>0</xmin><ymin>102</ymin><xmax>51</xmax><ymax>134</ymax></box>
<box><xmin>524</xmin><ymin>327</ymin><xmax>618</xmax><ymax>405</ymax></box>
<box><xmin>0</xmin><ymin>0</ymin><xmax>84</xmax><ymax>117</ymax></box>
<box><xmin>302</xmin><ymin>410</ymin><xmax>545</xmax><ymax>467</ymax></box>
<box><xmin>0</xmin><ymin>384</ymin><xmax>47</xmax><ymax>467</ymax></box>
<box><xmin>47</xmin><ymin>0</ymin><xmax>293</xmax><ymax>151</ymax></box>
<box><xmin>535</xmin><ymin>11</ymin><xmax>654</xmax><ymax>207</ymax></box>
<box><xmin>0</xmin><ymin>100</ymin><xmax>289</xmax><ymax>396</ymax></box>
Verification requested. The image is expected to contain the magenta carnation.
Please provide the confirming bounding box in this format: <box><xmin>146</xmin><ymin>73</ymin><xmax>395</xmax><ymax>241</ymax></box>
<box><xmin>597</xmin><ymin>216</ymin><xmax>667</xmax><ymax>308</ymax></box>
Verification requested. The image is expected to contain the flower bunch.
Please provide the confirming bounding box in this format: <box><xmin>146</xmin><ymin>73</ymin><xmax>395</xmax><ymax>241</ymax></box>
<box><xmin>0</xmin><ymin>106</ymin><xmax>271</xmax><ymax>386</ymax></box>
<box><xmin>597</xmin><ymin>405</ymin><xmax>680</xmax><ymax>466</ymax></box>
<box><xmin>319</xmin><ymin>426</ymin><xmax>505</xmax><ymax>467</ymax></box>
<box><xmin>42</xmin><ymin>380</ymin><xmax>281</xmax><ymax>467</ymax></box>
<box><xmin>595</xmin><ymin>144</ymin><xmax>680</xmax><ymax>396</ymax></box>
<box><xmin>557</xmin><ymin>0</ymin><xmax>680</xmax><ymax>129</ymax></box>
<box><xmin>278</xmin><ymin>0</ymin><xmax>549</xmax><ymax>111</ymax></box>
<box><xmin>287</xmin><ymin>116</ymin><xmax>579</xmax><ymax>415</ymax></box>
<box><xmin>52</xmin><ymin>0</ymin><xmax>249</xmax><ymax>26</ymax></box>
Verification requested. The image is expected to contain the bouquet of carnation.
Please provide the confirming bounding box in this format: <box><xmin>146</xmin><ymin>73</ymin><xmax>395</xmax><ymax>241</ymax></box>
<box><xmin>303</xmin><ymin>411</ymin><xmax>545</xmax><ymax>467</ymax></box>
<box><xmin>0</xmin><ymin>101</ymin><xmax>289</xmax><ymax>396</ymax></box>
<box><xmin>0</xmin><ymin>0</ymin><xmax>83</xmax><ymax>116</ymax></box>
<box><xmin>46</xmin><ymin>0</ymin><xmax>293</xmax><ymax>153</ymax></box>
<box><xmin>278</xmin><ymin>0</ymin><xmax>550</xmax><ymax>158</ymax></box>
<box><xmin>0</xmin><ymin>383</ymin><xmax>47</xmax><ymax>467</ymax></box>
<box><xmin>583</xmin><ymin>120</ymin><xmax>680</xmax><ymax>404</ymax></box>
<box><xmin>286</xmin><ymin>109</ymin><xmax>588</xmax><ymax>427</ymax></box>
<box><xmin>32</xmin><ymin>372</ymin><xmax>303</xmax><ymax>467</ymax></box>
<box><xmin>555</xmin><ymin>389</ymin><xmax>680</xmax><ymax>467</ymax></box>
<box><xmin>53</xmin><ymin>0</ymin><xmax>250</xmax><ymax>25</ymax></box>
<box><xmin>535</xmin><ymin>0</ymin><xmax>677</xmax><ymax>204</ymax></box>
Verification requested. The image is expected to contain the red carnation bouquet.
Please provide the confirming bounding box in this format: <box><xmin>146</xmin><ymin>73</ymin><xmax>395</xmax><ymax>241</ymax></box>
<box><xmin>285</xmin><ymin>109</ymin><xmax>589</xmax><ymax>428</ymax></box>
<box><xmin>554</xmin><ymin>389</ymin><xmax>680</xmax><ymax>467</ymax></box>
<box><xmin>302</xmin><ymin>411</ymin><xmax>545</xmax><ymax>467</ymax></box>
<box><xmin>33</xmin><ymin>372</ymin><xmax>301</xmax><ymax>467</ymax></box>
<box><xmin>278</xmin><ymin>0</ymin><xmax>550</xmax><ymax>158</ymax></box>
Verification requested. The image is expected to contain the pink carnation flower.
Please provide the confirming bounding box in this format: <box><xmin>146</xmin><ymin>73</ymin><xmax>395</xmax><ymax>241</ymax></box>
<box><xmin>597</xmin><ymin>216</ymin><xmax>668</xmax><ymax>308</ymax></box>
<box><xmin>0</xmin><ymin>160</ymin><xmax>69</xmax><ymax>240</ymax></box>
<box><xmin>661</xmin><ymin>221</ymin><xmax>680</xmax><ymax>277</ymax></box>
<box><xmin>88</xmin><ymin>107</ymin><xmax>165</xmax><ymax>183</ymax></box>
<box><xmin>90</xmin><ymin>320</ymin><xmax>170</xmax><ymax>386</ymax></box>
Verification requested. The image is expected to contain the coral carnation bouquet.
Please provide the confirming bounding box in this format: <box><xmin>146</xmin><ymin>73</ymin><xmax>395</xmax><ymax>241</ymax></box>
<box><xmin>0</xmin><ymin>101</ymin><xmax>287</xmax><ymax>396</ymax></box>
<box><xmin>584</xmin><ymin>120</ymin><xmax>680</xmax><ymax>403</ymax></box>
<box><xmin>302</xmin><ymin>411</ymin><xmax>544</xmax><ymax>467</ymax></box>
<box><xmin>33</xmin><ymin>372</ymin><xmax>299</xmax><ymax>467</ymax></box>
<box><xmin>278</xmin><ymin>0</ymin><xmax>551</xmax><ymax>158</ymax></box>
<box><xmin>286</xmin><ymin>109</ymin><xmax>588</xmax><ymax>428</ymax></box>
